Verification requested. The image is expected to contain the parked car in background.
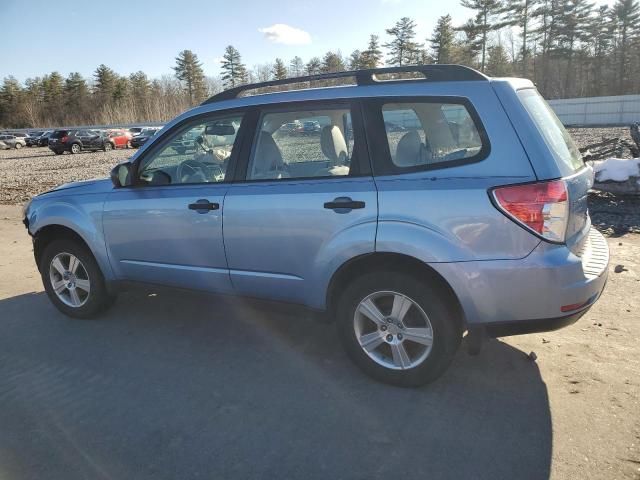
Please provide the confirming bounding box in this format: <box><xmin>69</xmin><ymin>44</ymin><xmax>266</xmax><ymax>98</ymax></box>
<box><xmin>0</xmin><ymin>140</ymin><xmax>9</xmax><ymax>150</ymax></box>
<box><xmin>128</xmin><ymin>127</ymin><xmax>150</xmax><ymax>137</ymax></box>
<box><xmin>24</xmin><ymin>65</ymin><xmax>609</xmax><ymax>387</ymax></box>
<box><xmin>37</xmin><ymin>131</ymin><xmax>53</xmax><ymax>147</ymax></box>
<box><xmin>130</xmin><ymin>128</ymin><xmax>159</xmax><ymax>148</ymax></box>
<box><xmin>48</xmin><ymin>129</ymin><xmax>111</xmax><ymax>154</ymax></box>
<box><xmin>26</xmin><ymin>131</ymin><xmax>44</xmax><ymax>147</ymax></box>
<box><xmin>0</xmin><ymin>134</ymin><xmax>26</xmax><ymax>149</ymax></box>
<box><xmin>106</xmin><ymin>129</ymin><xmax>132</xmax><ymax>149</ymax></box>
<box><xmin>302</xmin><ymin>120</ymin><xmax>321</xmax><ymax>134</ymax></box>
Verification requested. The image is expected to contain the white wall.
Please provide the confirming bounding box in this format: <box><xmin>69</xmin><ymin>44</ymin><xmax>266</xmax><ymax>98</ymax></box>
<box><xmin>548</xmin><ymin>94</ymin><xmax>640</xmax><ymax>127</ymax></box>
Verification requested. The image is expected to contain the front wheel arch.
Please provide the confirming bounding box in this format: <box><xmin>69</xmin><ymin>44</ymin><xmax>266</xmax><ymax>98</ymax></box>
<box><xmin>33</xmin><ymin>225</ymin><xmax>91</xmax><ymax>273</ymax></box>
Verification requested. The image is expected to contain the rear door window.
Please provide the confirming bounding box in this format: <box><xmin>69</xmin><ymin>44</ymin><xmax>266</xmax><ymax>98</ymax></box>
<box><xmin>517</xmin><ymin>89</ymin><xmax>583</xmax><ymax>173</ymax></box>
<box><xmin>373</xmin><ymin>99</ymin><xmax>488</xmax><ymax>175</ymax></box>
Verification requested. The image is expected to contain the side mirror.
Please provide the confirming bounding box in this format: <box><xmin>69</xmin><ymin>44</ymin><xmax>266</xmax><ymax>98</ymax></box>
<box><xmin>110</xmin><ymin>162</ymin><xmax>132</xmax><ymax>188</ymax></box>
<box><xmin>205</xmin><ymin>124</ymin><xmax>235</xmax><ymax>136</ymax></box>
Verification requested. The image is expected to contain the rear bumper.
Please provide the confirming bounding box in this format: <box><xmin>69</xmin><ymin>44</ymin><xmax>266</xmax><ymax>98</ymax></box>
<box><xmin>432</xmin><ymin>227</ymin><xmax>609</xmax><ymax>334</ymax></box>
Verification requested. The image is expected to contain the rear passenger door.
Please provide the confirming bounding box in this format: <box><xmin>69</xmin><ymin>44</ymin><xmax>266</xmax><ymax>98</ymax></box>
<box><xmin>223</xmin><ymin>101</ymin><xmax>378</xmax><ymax>309</ymax></box>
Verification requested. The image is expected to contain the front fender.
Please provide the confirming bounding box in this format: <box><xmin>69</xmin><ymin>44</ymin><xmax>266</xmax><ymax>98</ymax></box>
<box><xmin>27</xmin><ymin>194</ymin><xmax>114</xmax><ymax>281</ymax></box>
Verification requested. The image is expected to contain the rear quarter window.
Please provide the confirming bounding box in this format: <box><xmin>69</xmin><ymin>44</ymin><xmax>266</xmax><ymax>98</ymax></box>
<box><xmin>374</xmin><ymin>98</ymin><xmax>488</xmax><ymax>175</ymax></box>
<box><xmin>517</xmin><ymin>89</ymin><xmax>583</xmax><ymax>173</ymax></box>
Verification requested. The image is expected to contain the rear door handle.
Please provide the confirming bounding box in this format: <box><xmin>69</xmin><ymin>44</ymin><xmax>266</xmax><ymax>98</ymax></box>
<box><xmin>188</xmin><ymin>199</ymin><xmax>219</xmax><ymax>212</ymax></box>
<box><xmin>324</xmin><ymin>197</ymin><xmax>366</xmax><ymax>212</ymax></box>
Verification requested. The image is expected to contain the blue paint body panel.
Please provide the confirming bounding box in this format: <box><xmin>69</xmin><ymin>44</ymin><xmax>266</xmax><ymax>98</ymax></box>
<box><xmin>24</xmin><ymin>74</ymin><xmax>609</xmax><ymax>328</ymax></box>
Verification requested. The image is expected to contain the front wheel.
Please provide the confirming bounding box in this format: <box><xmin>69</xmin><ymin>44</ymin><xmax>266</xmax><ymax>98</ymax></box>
<box><xmin>15</xmin><ymin>142</ymin><xmax>23</xmax><ymax>149</ymax></box>
<box><xmin>103</xmin><ymin>141</ymin><xmax>113</xmax><ymax>152</ymax></box>
<box><xmin>40</xmin><ymin>239</ymin><xmax>115</xmax><ymax>318</ymax></box>
<box><xmin>337</xmin><ymin>271</ymin><xmax>461</xmax><ymax>387</ymax></box>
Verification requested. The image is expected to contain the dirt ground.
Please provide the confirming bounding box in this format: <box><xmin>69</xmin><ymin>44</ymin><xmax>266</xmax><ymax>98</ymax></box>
<box><xmin>0</xmin><ymin>140</ymin><xmax>639</xmax><ymax>479</ymax></box>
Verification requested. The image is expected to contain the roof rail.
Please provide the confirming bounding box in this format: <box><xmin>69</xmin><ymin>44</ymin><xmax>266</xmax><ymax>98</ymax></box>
<box><xmin>201</xmin><ymin>64</ymin><xmax>488</xmax><ymax>105</ymax></box>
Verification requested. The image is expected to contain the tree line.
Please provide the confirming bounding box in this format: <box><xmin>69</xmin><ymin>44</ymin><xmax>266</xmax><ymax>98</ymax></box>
<box><xmin>1</xmin><ymin>0</ymin><xmax>639</xmax><ymax>129</ymax></box>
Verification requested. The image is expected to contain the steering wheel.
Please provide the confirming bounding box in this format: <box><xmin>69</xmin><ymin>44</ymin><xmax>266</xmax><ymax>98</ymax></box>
<box><xmin>177</xmin><ymin>159</ymin><xmax>209</xmax><ymax>183</ymax></box>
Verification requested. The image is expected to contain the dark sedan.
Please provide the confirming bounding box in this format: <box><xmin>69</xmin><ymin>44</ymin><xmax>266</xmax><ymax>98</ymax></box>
<box><xmin>130</xmin><ymin>128</ymin><xmax>159</xmax><ymax>148</ymax></box>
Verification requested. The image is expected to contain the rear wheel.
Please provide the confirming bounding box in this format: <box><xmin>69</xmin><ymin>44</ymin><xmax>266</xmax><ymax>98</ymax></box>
<box><xmin>337</xmin><ymin>271</ymin><xmax>461</xmax><ymax>387</ymax></box>
<box><xmin>15</xmin><ymin>142</ymin><xmax>22</xmax><ymax>149</ymax></box>
<box><xmin>103</xmin><ymin>141</ymin><xmax>113</xmax><ymax>152</ymax></box>
<box><xmin>40</xmin><ymin>239</ymin><xmax>115</xmax><ymax>318</ymax></box>
<box><xmin>53</xmin><ymin>150</ymin><xmax>63</xmax><ymax>155</ymax></box>
<box><xmin>70</xmin><ymin>143</ymin><xmax>81</xmax><ymax>154</ymax></box>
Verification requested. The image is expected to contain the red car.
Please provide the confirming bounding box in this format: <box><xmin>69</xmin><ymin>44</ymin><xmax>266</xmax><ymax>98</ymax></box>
<box><xmin>106</xmin><ymin>130</ymin><xmax>132</xmax><ymax>149</ymax></box>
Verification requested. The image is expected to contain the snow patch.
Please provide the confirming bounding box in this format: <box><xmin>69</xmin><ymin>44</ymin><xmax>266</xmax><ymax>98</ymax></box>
<box><xmin>593</xmin><ymin>157</ymin><xmax>640</xmax><ymax>182</ymax></box>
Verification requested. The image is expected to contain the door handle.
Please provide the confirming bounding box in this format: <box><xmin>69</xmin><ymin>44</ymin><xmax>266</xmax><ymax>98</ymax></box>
<box><xmin>324</xmin><ymin>197</ymin><xmax>366</xmax><ymax>212</ymax></box>
<box><xmin>188</xmin><ymin>199</ymin><xmax>219</xmax><ymax>212</ymax></box>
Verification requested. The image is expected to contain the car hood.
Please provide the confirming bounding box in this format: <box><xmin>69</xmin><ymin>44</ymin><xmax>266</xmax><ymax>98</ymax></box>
<box><xmin>39</xmin><ymin>178</ymin><xmax>113</xmax><ymax>197</ymax></box>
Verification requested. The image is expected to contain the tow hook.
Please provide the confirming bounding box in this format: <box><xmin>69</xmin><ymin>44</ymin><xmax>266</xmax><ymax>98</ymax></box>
<box><xmin>465</xmin><ymin>327</ymin><xmax>487</xmax><ymax>356</ymax></box>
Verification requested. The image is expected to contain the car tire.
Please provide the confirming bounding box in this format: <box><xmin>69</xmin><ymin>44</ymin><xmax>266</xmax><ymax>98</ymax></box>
<box><xmin>15</xmin><ymin>142</ymin><xmax>22</xmax><ymax>149</ymax></box>
<box><xmin>53</xmin><ymin>150</ymin><xmax>63</xmax><ymax>155</ymax></box>
<box><xmin>40</xmin><ymin>239</ymin><xmax>115</xmax><ymax>319</ymax></box>
<box><xmin>126</xmin><ymin>140</ymin><xmax>131</xmax><ymax>149</ymax></box>
<box><xmin>337</xmin><ymin>271</ymin><xmax>461</xmax><ymax>387</ymax></box>
<box><xmin>103</xmin><ymin>142</ymin><xmax>113</xmax><ymax>152</ymax></box>
<box><xmin>70</xmin><ymin>143</ymin><xmax>81</xmax><ymax>154</ymax></box>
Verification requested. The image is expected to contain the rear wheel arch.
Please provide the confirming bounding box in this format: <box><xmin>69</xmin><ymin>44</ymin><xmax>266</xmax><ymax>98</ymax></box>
<box><xmin>326</xmin><ymin>252</ymin><xmax>466</xmax><ymax>333</ymax></box>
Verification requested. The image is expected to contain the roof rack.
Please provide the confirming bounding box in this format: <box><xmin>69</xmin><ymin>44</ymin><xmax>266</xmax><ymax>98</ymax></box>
<box><xmin>201</xmin><ymin>64</ymin><xmax>488</xmax><ymax>105</ymax></box>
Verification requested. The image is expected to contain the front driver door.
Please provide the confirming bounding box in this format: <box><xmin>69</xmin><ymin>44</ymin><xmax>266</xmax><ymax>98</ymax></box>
<box><xmin>102</xmin><ymin>110</ymin><xmax>247</xmax><ymax>293</ymax></box>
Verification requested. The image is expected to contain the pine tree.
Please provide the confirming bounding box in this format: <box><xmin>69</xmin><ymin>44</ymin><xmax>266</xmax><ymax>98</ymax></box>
<box><xmin>457</xmin><ymin>19</ymin><xmax>484</xmax><ymax>67</ymax></box>
<box><xmin>42</xmin><ymin>72</ymin><xmax>64</xmax><ymax>124</ymax></box>
<box><xmin>554</xmin><ymin>0</ymin><xmax>594</xmax><ymax>96</ymax></box>
<box><xmin>289</xmin><ymin>56</ymin><xmax>305</xmax><ymax>77</ymax></box>
<box><xmin>306</xmin><ymin>57</ymin><xmax>322</xmax><ymax>75</ymax></box>
<box><xmin>94</xmin><ymin>64</ymin><xmax>117</xmax><ymax>102</ymax></box>
<box><xmin>384</xmin><ymin>17</ymin><xmax>423</xmax><ymax>66</ymax></box>
<box><xmin>173</xmin><ymin>50</ymin><xmax>206</xmax><ymax>105</ymax></box>
<box><xmin>486</xmin><ymin>43</ymin><xmax>513</xmax><ymax>74</ymax></box>
<box><xmin>501</xmin><ymin>0</ymin><xmax>538</xmax><ymax>76</ymax></box>
<box><xmin>0</xmin><ymin>77</ymin><xmax>24</xmax><ymax>127</ymax></box>
<box><xmin>321</xmin><ymin>51</ymin><xmax>346</xmax><ymax>73</ymax></box>
<box><xmin>220</xmin><ymin>45</ymin><xmax>248</xmax><ymax>89</ymax></box>
<box><xmin>273</xmin><ymin>58</ymin><xmax>288</xmax><ymax>80</ymax></box>
<box><xmin>430</xmin><ymin>15</ymin><xmax>456</xmax><ymax>64</ymax></box>
<box><xmin>460</xmin><ymin>0</ymin><xmax>505</xmax><ymax>71</ymax></box>
<box><xmin>360</xmin><ymin>35</ymin><xmax>384</xmax><ymax>68</ymax></box>
<box><xmin>613</xmin><ymin>0</ymin><xmax>640</xmax><ymax>93</ymax></box>
<box><xmin>348</xmin><ymin>50</ymin><xmax>363</xmax><ymax>70</ymax></box>
<box><xmin>64</xmin><ymin>72</ymin><xmax>89</xmax><ymax>118</ymax></box>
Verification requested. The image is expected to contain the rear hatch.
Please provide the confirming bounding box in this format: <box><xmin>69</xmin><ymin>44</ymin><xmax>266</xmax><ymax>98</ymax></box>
<box><xmin>516</xmin><ymin>89</ymin><xmax>592</xmax><ymax>253</ymax></box>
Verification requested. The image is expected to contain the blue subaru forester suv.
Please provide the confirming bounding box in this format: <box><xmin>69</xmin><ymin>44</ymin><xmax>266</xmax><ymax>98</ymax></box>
<box><xmin>23</xmin><ymin>66</ymin><xmax>609</xmax><ymax>386</ymax></box>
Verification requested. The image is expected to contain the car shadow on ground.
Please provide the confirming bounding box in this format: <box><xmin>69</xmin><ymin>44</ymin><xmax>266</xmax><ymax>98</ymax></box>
<box><xmin>0</xmin><ymin>290</ymin><xmax>552</xmax><ymax>480</ymax></box>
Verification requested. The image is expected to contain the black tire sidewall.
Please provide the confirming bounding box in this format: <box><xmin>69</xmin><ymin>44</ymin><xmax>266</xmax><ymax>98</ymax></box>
<box><xmin>40</xmin><ymin>239</ymin><xmax>112</xmax><ymax>319</ymax></box>
<box><xmin>337</xmin><ymin>271</ymin><xmax>461</xmax><ymax>387</ymax></box>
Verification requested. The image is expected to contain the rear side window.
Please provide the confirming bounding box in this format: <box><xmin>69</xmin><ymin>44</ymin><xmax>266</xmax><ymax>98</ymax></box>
<box><xmin>517</xmin><ymin>89</ymin><xmax>583</xmax><ymax>173</ymax></box>
<box><xmin>379</xmin><ymin>100</ymin><xmax>486</xmax><ymax>172</ymax></box>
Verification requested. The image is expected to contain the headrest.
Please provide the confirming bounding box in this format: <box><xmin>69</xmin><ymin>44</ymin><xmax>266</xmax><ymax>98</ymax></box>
<box><xmin>395</xmin><ymin>130</ymin><xmax>422</xmax><ymax>167</ymax></box>
<box><xmin>320</xmin><ymin>126</ymin><xmax>348</xmax><ymax>164</ymax></box>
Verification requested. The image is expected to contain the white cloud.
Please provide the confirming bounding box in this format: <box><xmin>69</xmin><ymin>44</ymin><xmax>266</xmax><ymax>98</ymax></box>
<box><xmin>258</xmin><ymin>24</ymin><xmax>311</xmax><ymax>45</ymax></box>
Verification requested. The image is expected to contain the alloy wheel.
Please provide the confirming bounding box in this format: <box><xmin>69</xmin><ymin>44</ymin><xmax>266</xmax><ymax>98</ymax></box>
<box><xmin>48</xmin><ymin>252</ymin><xmax>91</xmax><ymax>307</ymax></box>
<box><xmin>354</xmin><ymin>290</ymin><xmax>433</xmax><ymax>370</ymax></box>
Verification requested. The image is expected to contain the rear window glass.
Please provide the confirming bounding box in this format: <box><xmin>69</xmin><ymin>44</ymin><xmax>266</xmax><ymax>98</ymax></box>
<box><xmin>517</xmin><ymin>89</ymin><xmax>583</xmax><ymax>172</ymax></box>
<box><xmin>51</xmin><ymin>130</ymin><xmax>69</xmax><ymax>138</ymax></box>
<box><xmin>382</xmin><ymin>101</ymin><xmax>484</xmax><ymax>169</ymax></box>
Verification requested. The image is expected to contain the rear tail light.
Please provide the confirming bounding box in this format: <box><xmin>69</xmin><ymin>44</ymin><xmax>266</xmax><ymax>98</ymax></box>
<box><xmin>491</xmin><ymin>179</ymin><xmax>569</xmax><ymax>243</ymax></box>
<box><xmin>61</xmin><ymin>136</ymin><xmax>68</xmax><ymax>143</ymax></box>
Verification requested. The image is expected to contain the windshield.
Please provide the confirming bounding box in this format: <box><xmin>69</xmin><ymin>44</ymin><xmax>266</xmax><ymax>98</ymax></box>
<box><xmin>517</xmin><ymin>89</ymin><xmax>583</xmax><ymax>173</ymax></box>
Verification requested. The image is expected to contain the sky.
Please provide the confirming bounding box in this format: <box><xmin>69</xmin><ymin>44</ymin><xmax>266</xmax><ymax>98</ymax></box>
<box><xmin>0</xmin><ymin>0</ymin><xmax>616</xmax><ymax>83</ymax></box>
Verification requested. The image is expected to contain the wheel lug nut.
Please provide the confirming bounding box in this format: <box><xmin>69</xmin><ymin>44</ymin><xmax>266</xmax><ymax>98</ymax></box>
<box><xmin>397</xmin><ymin>333</ymin><xmax>403</xmax><ymax>340</ymax></box>
<box><xmin>386</xmin><ymin>334</ymin><xmax>393</xmax><ymax>342</ymax></box>
<box><xmin>381</xmin><ymin>325</ymin><xmax>387</xmax><ymax>331</ymax></box>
